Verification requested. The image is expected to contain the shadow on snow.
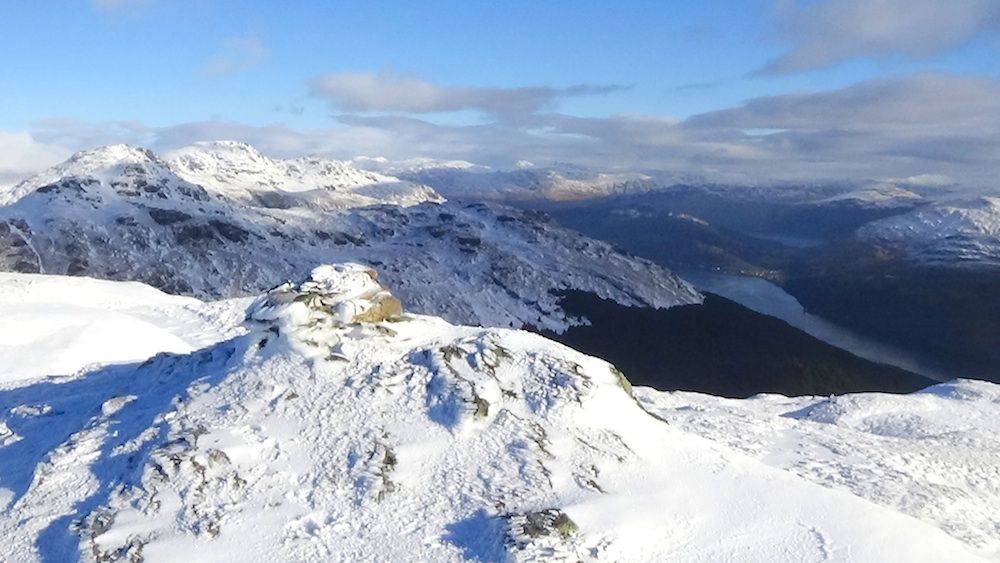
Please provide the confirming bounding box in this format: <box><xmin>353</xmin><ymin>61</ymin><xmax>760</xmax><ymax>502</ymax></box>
<box><xmin>0</xmin><ymin>337</ymin><xmax>249</xmax><ymax>562</ymax></box>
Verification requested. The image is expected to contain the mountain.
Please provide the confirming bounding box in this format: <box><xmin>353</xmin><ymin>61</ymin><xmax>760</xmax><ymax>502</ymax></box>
<box><xmin>0</xmin><ymin>143</ymin><xmax>700</xmax><ymax>332</ymax></box>
<box><xmin>387</xmin><ymin>165</ymin><xmax>663</xmax><ymax>202</ymax></box>
<box><xmin>0</xmin><ymin>143</ymin><xmax>948</xmax><ymax>397</ymax></box>
<box><xmin>0</xmin><ymin>266</ymin><xmax>992</xmax><ymax>562</ymax></box>
<box><xmin>765</xmin><ymin>196</ymin><xmax>1000</xmax><ymax>381</ymax></box>
<box><xmin>168</xmin><ymin>141</ymin><xmax>442</xmax><ymax>209</ymax></box>
<box><xmin>813</xmin><ymin>183</ymin><xmax>923</xmax><ymax>209</ymax></box>
<box><xmin>859</xmin><ymin>196</ymin><xmax>1000</xmax><ymax>266</ymax></box>
<box><xmin>365</xmin><ymin>157</ymin><xmax>933</xmax><ymax>210</ymax></box>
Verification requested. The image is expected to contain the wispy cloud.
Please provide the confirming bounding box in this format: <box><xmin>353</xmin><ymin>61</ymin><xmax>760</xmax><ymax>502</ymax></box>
<box><xmin>309</xmin><ymin>70</ymin><xmax>625</xmax><ymax>120</ymax></box>
<box><xmin>675</xmin><ymin>80</ymin><xmax>724</xmax><ymax>92</ymax></box>
<box><xmin>200</xmin><ymin>35</ymin><xmax>268</xmax><ymax>78</ymax></box>
<box><xmin>759</xmin><ymin>0</ymin><xmax>1000</xmax><ymax>74</ymax></box>
<box><xmin>12</xmin><ymin>74</ymin><xmax>1000</xmax><ymax>191</ymax></box>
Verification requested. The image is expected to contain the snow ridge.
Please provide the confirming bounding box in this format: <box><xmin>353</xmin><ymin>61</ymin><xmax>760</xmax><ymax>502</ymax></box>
<box><xmin>0</xmin><ymin>266</ymin><xmax>989</xmax><ymax>562</ymax></box>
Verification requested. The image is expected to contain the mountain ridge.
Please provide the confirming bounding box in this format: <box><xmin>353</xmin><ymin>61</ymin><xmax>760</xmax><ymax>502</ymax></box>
<box><xmin>0</xmin><ymin>265</ymin><xmax>990</xmax><ymax>562</ymax></box>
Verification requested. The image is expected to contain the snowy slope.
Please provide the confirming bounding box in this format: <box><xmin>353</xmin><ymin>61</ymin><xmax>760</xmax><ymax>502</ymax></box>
<box><xmin>0</xmin><ymin>273</ymin><xmax>248</xmax><ymax>385</ymax></box>
<box><xmin>859</xmin><ymin>196</ymin><xmax>1000</xmax><ymax>265</ymax></box>
<box><xmin>637</xmin><ymin>382</ymin><xmax>1000</xmax><ymax>560</ymax></box>
<box><xmin>0</xmin><ymin>144</ymin><xmax>700</xmax><ymax>332</ymax></box>
<box><xmin>168</xmin><ymin>141</ymin><xmax>442</xmax><ymax>209</ymax></box>
<box><xmin>0</xmin><ymin>267</ymin><xmax>991</xmax><ymax>562</ymax></box>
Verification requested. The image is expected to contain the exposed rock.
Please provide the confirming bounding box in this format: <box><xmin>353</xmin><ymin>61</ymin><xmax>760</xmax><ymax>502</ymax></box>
<box><xmin>146</xmin><ymin>207</ymin><xmax>193</xmax><ymax>225</ymax></box>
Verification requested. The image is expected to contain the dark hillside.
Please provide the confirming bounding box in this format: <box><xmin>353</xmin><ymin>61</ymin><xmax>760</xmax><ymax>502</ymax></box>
<box><xmin>537</xmin><ymin>291</ymin><xmax>933</xmax><ymax>398</ymax></box>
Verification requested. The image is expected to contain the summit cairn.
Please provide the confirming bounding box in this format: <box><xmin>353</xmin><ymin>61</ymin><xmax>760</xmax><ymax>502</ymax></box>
<box><xmin>252</xmin><ymin>264</ymin><xmax>402</xmax><ymax>325</ymax></box>
<box><xmin>249</xmin><ymin>263</ymin><xmax>404</xmax><ymax>359</ymax></box>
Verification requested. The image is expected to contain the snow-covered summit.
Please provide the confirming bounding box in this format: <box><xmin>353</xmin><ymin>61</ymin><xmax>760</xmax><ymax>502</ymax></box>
<box><xmin>0</xmin><ymin>268</ymin><xmax>992</xmax><ymax>562</ymax></box>
<box><xmin>859</xmin><ymin>196</ymin><xmax>1000</xmax><ymax>265</ymax></box>
<box><xmin>0</xmin><ymin>144</ymin><xmax>205</xmax><ymax>206</ymax></box>
<box><xmin>68</xmin><ymin>143</ymin><xmax>160</xmax><ymax>166</ymax></box>
<box><xmin>168</xmin><ymin>141</ymin><xmax>442</xmax><ymax>208</ymax></box>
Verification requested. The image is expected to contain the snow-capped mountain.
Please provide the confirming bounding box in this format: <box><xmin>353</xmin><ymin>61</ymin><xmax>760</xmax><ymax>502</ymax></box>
<box><xmin>0</xmin><ymin>144</ymin><xmax>700</xmax><ymax>332</ymax></box>
<box><xmin>387</xmin><ymin>165</ymin><xmax>663</xmax><ymax>202</ymax></box>
<box><xmin>0</xmin><ymin>144</ymin><xmax>203</xmax><ymax>207</ymax></box>
<box><xmin>360</xmin><ymin>157</ymin><xmax>932</xmax><ymax>207</ymax></box>
<box><xmin>168</xmin><ymin>141</ymin><xmax>442</xmax><ymax>209</ymax></box>
<box><xmin>0</xmin><ymin>267</ymin><xmax>993</xmax><ymax>562</ymax></box>
<box><xmin>859</xmin><ymin>196</ymin><xmax>1000</xmax><ymax>265</ymax></box>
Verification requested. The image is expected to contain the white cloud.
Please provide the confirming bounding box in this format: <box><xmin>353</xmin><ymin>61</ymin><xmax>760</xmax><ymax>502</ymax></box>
<box><xmin>200</xmin><ymin>35</ymin><xmax>268</xmax><ymax>77</ymax></box>
<box><xmin>0</xmin><ymin>131</ymin><xmax>71</xmax><ymax>186</ymax></box>
<box><xmin>761</xmin><ymin>0</ymin><xmax>1000</xmax><ymax>74</ymax></box>
<box><xmin>14</xmin><ymin>74</ymin><xmax>1000</xmax><ymax>191</ymax></box>
<box><xmin>310</xmin><ymin>70</ymin><xmax>623</xmax><ymax>119</ymax></box>
<box><xmin>687</xmin><ymin>74</ymin><xmax>1000</xmax><ymax>134</ymax></box>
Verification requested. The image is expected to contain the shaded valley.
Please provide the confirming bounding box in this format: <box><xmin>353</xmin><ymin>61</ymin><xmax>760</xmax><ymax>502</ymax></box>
<box><xmin>536</xmin><ymin>291</ymin><xmax>933</xmax><ymax>398</ymax></box>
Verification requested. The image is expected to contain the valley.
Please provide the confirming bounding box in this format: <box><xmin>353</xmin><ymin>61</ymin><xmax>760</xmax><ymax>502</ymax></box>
<box><xmin>535</xmin><ymin>188</ymin><xmax>1000</xmax><ymax>384</ymax></box>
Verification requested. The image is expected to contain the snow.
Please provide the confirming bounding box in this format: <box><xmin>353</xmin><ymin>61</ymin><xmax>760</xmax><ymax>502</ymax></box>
<box><xmin>636</xmin><ymin>382</ymin><xmax>1000</xmax><ymax>560</ymax></box>
<box><xmin>358</xmin><ymin>159</ymin><xmax>933</xmax><ymax>206</ymax></box>
<box><xmin>815</xmin><ymin>183</ymin><xmax>924</xmax><ymax>208</ymax></box>
<box><xmin>350</xmin><ymin>155</ymin><xmax>484</xmax><ymax>174</ymax></box>
<box><xmin>384</xmin><ymin>165</ymin><xmax>662</xmax><ymax>202</ymax></box>
<box><xmin>859</xmin><ymin>196</ymin><xmax>1000</xmax><ymax>265</ymax></box>
<box><xmin>167</xmin><ymin>141</ymin><xmax>443</xmax><ymax>208</ymax></box>
<box><xmin>0</xmin><ymin>143</ymin><xmax>700</xmax><ymax>332</ymax></box>
<box><xmin>0</xmin><ymin>273</ymin><xmax>249</xmax><ymax>385</ymax></box>
<box><xmin>0</xmin><ymin>145</ymin><xmax>168</xmax><ymax>206</ymax></box>
<box><xmin>0</xmin><ymin>268</ymin><xmax>995</xmax><ymax>562</ymax></box>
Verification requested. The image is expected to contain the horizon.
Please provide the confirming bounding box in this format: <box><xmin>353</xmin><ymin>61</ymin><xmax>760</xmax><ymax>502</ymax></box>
<box><xmin>2</xmin><ymin>1</ymin><xmax>999</xmax><ymax>190</ymax></box>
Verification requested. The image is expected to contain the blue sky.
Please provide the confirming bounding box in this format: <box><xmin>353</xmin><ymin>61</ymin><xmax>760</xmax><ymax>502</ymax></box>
<box><xmin>2</xmin><ymin>0</ymin><xmax>1000</xmax><ymax>187</ymax></box>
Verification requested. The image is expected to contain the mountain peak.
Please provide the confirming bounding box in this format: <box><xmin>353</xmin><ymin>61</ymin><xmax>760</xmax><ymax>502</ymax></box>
<box><xmin>167</xmin><ymin>140</ymin><xmax>444</xmax><ymax>206</ymax></box>
<box><xmin>1</xmin><ymin>144</ymin><xmax>193</xmax><ymax>206</ymax></box>
<box><xmin>184</xmin><ymin>140</ymin><xmax>269</xmax><ymax>160</ymax></box>
<box><xmin>68</xmin><ymin>143</ymin><xmax>160</xmax><ymax>166</ymax></box>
